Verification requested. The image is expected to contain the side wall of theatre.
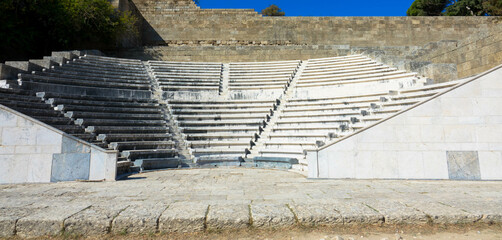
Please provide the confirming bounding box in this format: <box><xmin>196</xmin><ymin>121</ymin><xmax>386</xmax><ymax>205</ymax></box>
<box><xmin>307</xmin><ymin>65</ymin><xmax>502</xmax><ymax>180</ymax></box>
<box><xmin>0</xmin><ymin>105</ymin><xmax>117</xmax><ymax>184</ymax></box>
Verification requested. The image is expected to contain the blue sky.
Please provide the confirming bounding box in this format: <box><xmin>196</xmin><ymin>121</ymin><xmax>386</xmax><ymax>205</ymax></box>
<box><xmin>199</xmin><ymin>0</ymin><xmax>416</xmax><ymax>16</ymax></box>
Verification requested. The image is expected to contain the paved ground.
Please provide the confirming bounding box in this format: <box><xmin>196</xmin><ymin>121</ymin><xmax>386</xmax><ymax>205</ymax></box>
<box><xmin>1</xmin><ymin>168</ymin><xmax>502</xmax><ymax>238</ymax></box>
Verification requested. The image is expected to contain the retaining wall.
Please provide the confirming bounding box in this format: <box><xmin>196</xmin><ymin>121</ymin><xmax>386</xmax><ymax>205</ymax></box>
<box><xmin>307</xmin><ymin>65</ymin><xmax>502</xmax><ymax>180</ymax></box>
<box><xmin>0</xmin><ymin>105</ymin><xmax>117</xmax><ymax>184</ymax></box>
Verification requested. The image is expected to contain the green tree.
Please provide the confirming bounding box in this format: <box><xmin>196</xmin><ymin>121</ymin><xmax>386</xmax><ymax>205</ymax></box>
<box><xmin>0</xmin><ymin>0</ymin><xmax>138</xmax><ymax>62</ymax></box>
<box><xmin>261</xmin><ymin>4</ymin><xmax>285</xmax><ymax>16</ymax></box>
<box><xmin>407</xmin><ymin>0</ymin><xmax>502</xmax><ymax>16</ymax></box>
<box><xmin>483</xmin><ymin>0</ymin><xmax>502</xmax><ymax>15</ymax></box>
<box><xmin>445</xmin><ymin>0</ymin><xmax>487</xmax><ymax>15</ymax></box>
<box><xmin>407</xmin><ymin>0</ymin><xmax>451</xmax><ymax>16</ymax></box>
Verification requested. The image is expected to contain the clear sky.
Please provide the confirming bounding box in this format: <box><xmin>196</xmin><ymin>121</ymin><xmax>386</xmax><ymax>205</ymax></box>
<box><xmin>199</xmin><ymin>0</ymin><xmax>416</xmax><ymax>16</ymax></box>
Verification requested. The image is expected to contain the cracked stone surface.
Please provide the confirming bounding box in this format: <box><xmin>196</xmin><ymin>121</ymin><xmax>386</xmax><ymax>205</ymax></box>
<box><xmin>0</xmin><ymin>168</ymin><xmax>502</xmax><ymax>237</ymax></box>
<box><xmin>64</xmin><ymin>204</ymin><xmax>129</xmax><ymax>236</ymax></box>
<box><xmin>112</xmin><ymin>202</ymin><xmax>168</xmax><ymax>234</ymax></box>
<box><xmin>361</xmin><ymin>200</ymin><xmax>429</xmax><ymax>225</ymax></box>
<box><xmin>250</xmin><ymin>204</ymin><xmax>296</xmax><ymax>228</ymax></box>
<box><xmin>206</xmin><ymin>204</ymin><xmax>249</xmax><ymax>230</ymax></box>
<box><xmin>158</xmin><ymin>202</ymin><xmax>208</xmax><ymax>233</ymax></box>
<box><xmin>16</xmin><ymin>204</ymin><xmax>90</xmax><ymax>238</ymax></box>
<box><xmin>289</xmin><ymin>203</ymin><xmax>343</xmax><ymax>226</ymax></box>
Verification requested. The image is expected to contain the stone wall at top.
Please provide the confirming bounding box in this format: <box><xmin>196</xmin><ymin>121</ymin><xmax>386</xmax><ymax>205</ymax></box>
<box><xmin>114</xmin><ymin>0</ymin><xmax>502</xmax><ymax>80</ymax></box>
<box><xmin>133</xmin><ymin>0</ymin><xmax>500</xmax><ymax>47</ymax></box>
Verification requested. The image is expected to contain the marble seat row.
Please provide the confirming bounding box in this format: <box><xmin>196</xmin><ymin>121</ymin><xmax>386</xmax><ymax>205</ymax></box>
<box><xmin>38</xmin><ymin>91</ymin><xmax>176</xmax><ymax>161</ymax></box>
<box><xmin>16</xmin><ymin>54</ymin><xmax>151</xmax><ymax>91</ymax></box>
<box><xmin>0</xmin><ymin>88</ymin><xmax>95</xmax><ymax>141</ymax></box>
<box><xmin>256</xmin><ymin>80</ymin><xmax>462</xmax><ymax>163</ymax></box>
<box><xmin>168</xmin><ymin>99</ymin><xmax>278</xmax><ymax>159</ymax></box>
<box><xmin>149</xmin><ymin>61</ymin><xmax>222</xmax><ymax>94</ymax></box>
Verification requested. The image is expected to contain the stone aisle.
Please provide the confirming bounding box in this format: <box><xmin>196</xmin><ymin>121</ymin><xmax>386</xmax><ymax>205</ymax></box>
<box><xmin>1</xmin><ymin>168</ymin><xmax>501</xmax><ymax>238</ymax></box>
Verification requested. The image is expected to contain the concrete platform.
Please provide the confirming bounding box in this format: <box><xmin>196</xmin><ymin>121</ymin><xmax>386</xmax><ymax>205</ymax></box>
<box><xmin>1</xmin><ymin>168</ymin><xmax>501</xmax><ymax>237</ymax></box>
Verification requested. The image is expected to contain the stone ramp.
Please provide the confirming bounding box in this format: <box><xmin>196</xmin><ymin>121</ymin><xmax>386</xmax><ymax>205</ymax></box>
<box><xmin>1</xmin><ymin>168</ymin><xmax>501</xmax><ymax>237</ymax></box>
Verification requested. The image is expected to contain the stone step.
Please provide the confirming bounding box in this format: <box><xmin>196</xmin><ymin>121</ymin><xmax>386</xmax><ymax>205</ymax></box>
<box><xmin>56</xmin><ymin>104</ymin><xmax>161</xmax><ymax>114</ymax></box>
<box><xmin>75</xmin><ymin>118</ymin><xmax>166</xmax><ymax>127</ymax></box>
<box><xmin>0</xmin><ymin>92</ymin><xmax>44</xmax><ymax>103</ymax></box>
<box><xmin>154</xmin><ymin>72</ymin><xmax>220</xmax><ymax>77</ymax></box>
<box><xmin>276</xmin><ymin>118</ymin><xmax>351</xmax><ymax>125</ymax></box>
<box><xmin>73</xmin><ymin>58</ymin><xmax>146</xmax><ymax>71</ymax></box>
<box><xmin>301</xmin><ymin>68</ymin><xmax>396</xmax><ymax>80</ymax></box>
<box><xmin>156</xmin><ymin>78</ymin><xmax>220</xmax><ymax>83</ymax></box>
<box><xmin>305</xmin><ymin>60</ymin><xmax>376</xmax><ymax>71</ymax></box>
<box><xmin>176</xmin><ymin>114</ymin><xmax>265</xmax><ymax>121</ymax></box>
<box><xmin>46</xmin><ymin>98</ymin><xmax>159</xmax><ymax>108</ymax></box>
<box><xmin>109</xmin><ymin>141</ymin><xmax>175</xmax><ymax>151</ymax></box>
<box><xmin>229</xmin><ymin>81</ymin><xmax>288</xmax><ymax>87</ymax></box>
<box><xmin>280</xmin><ymin>110</ymin><xmax>362</xmax><ymax>118</ymax></box>
<box><xmin>230</xmin><ymin>64</ymin><xmax>299</xmax><ymax>71</ymax></box>
<box><xmin>230</xmin><ymin>60</ymin><xmax>300</xmax><ymax>66</ymax></box>
<box><xmin>229</xmin><ymin>74</ymin><xmax>292</xmax><ymax>79</ymax></box>
<box><xmin>30</xmin><ymin>116</ymin><xmax>74</xmax><ymax>125</ymax></box>
<box><xmin>161</xmin><ymin>86</ymin><xmax>220</xmax><ymax>91</ymax></box>
<box><xmin>189</xmin><ymin>140</ymin><xmax>251</xmax><ymax>148</ymax></box>
<box><xmin>229</xmin><ymin>71</ymin><xmax>294</xmax><ymax>77</ymax></box>
<box><xmin>4</xmin><ymin>105</ymin><xmax>63</xmax><ymax>117</ymax></box>
<box><xmin>296</xmin><ymin>75</ymin><xmax>416</xmax><ymax>88</ymax></box>
<box><xmin>38</xmin><ymin>71</ymin><xmax>150</xmax><ymax>85</ymax></box>
<box><xmin>228</xmin><ymin>85</ymin><xmax>287</xmax><ymax>90</ymax></box>
<box><xmin>49</xmin><ymin>68</ymin><xmax>149</xmax><ymax>81</ymax></box>
<box><xmin>121</xmin><ymin>149</ymin><xmax>178</xmax><ymax>160</ymax></box>
<box><xmin>132</xmin><ymin>158</ymin><xmax>181</xmax><ymax>171</ymax></box>
<box><xmin>54</xmin><ymin>64</ymin><xmax>147</xmax><ymax>78</ymax></box>
<box><xmin>286</xmin><ymin>97</ymin><xmax>382</xmax><ymax>108</ymax></box>
<box><xmin>83</xmin><ymin>55</ymin><xmax>142</xmax><ymax>64</ymax></box>
<box><xmin>262</xmin><ymin>140</ymin><xmax>318</xmax><ymax>146</ymax></box>
<box><xmin>301</xmin><ymin>64</ymin><xmax>388</xmax><ymax>76</ymax></box>
<box><xmin>86</xmin><ymin>126</ymin><xmax>169</xmax><ymax>134</ymax></box>
<box><xmin>181</xmin><ymin>126</ymin><xmax>258</xmax><ymax>133</ymax></box>
<box><xmin>229</xmin><ymin>78</ymin><xmax>290</xmax><ymax>83</ymax></box>
<box><xmin>52</xmin><ymin>125</ymin><xmax>87</xmax><ymax>134</ymax></box>
<box><xmin>185</xmin><ymin>133</ymin><xmax>254</xmax><ymax>140</ymax></box>
<box><xmin>0</xmin><ymin>99</ymin><xmax>54</xmax><ymax>110</ymax></box>
<box><xmin>72</xmin><ymin>133</ymin><xmax>98</xmax><ymax>142</ymax></box>
<box><xmin>37</xmin><ymin>92</ymin><xmax>156</xmax><ymax>104</ymax></box>
<box><xmin>65</xmin><ymin>111</ymin><xmax>163</xmax><ymax>120</ymax></box>
<box><xmin>149</xmin><ymin>61</ymin><xmax>222</xmax><ymax>67</ymax></box>
<box><xmin>271</xmin><ymin>125</ymin><xmax>341</xmax><ymax>132</ymax></box>
<box><xmin>172</xmin><ymin>108</ymin><xmax>270</xmax><ymax>115</ymax></box>
<box><xmin>159</xmin><ymin>82</ymin><xmax>219</xmax><ymax>87</ymax></box>
<box><xmin>178</xmin><ymin>119</ymin><xmax>262</xmax><ymax>126</ymax></box>
<box><xmin>191</xmin><ymin>148</ymin><xmax>245</xmax><ymax>155</ymax></box>
<box><xmin>19</xmin><ymin>74</ymin><xmax>150</xmax><ymax>90</ymax></box>
<box><xmin>169</xmin><ymin>103</ymin><xmax>273</xmax><ymax>109</ymax></box>
<box><xmin>297</xmin><ymin>71</ymin><xmax>413</xmax><ymax>85</ymax></box>
<box><xmin>97</xmin><ymin>133</ymin><xmax>172</xmax><ymax>142</ymax></box>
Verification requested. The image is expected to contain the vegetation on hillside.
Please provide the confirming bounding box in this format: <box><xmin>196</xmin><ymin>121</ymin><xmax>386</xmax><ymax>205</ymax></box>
<box><xmin>407</xmin><ymin>0</ymin><xmax>502</xmax><ymax>15</ymax></box>
<box><xmin>0</xmin><ymin>0</ymin><xmax>138</xmax><ymax>62</ymax></box>
<box><xmin>261</xmin><ymin>4</ymin><xmax>286</xmax><ymax>16</ymax></box>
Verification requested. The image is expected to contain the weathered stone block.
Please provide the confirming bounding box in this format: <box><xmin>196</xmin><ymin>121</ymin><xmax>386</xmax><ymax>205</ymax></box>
<box><xmin>159</xmin><ymin>202</ymin><xmax>208</xmax><ymax>232</ymax></box>
<box><xmin>250</xmin><ymin>204</ymin><xmax>296</xmax><ymax>228</ymax></box>
<box><xmin>206</xmin><ymin>204</ymin><xmax>249</xmax><ymax>230</ymax></box>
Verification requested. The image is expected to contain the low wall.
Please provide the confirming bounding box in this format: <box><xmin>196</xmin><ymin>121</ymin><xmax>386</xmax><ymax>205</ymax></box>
<box><xmin>307</xmin><ymin>64</ymin><xmax>502</xmax><ymax>180</ymax></box>
<box><xmin>0</xmin><ymin>105</ymin><xmax>117</xmax><ymax>184</ymax></box>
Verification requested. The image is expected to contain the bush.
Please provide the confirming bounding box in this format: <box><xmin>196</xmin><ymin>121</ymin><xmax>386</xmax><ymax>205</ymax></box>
<box><xmin>0</xmin><ymin>0</ymin><xmax>138</xmax><ymax>62</ymax></box>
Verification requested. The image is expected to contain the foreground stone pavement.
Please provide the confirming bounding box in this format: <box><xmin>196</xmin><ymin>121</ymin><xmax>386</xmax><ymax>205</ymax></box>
<box><xmin>1</xmin><ymin>168</ymin><xmax>502</xmax><ymax>238</ymax></box>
